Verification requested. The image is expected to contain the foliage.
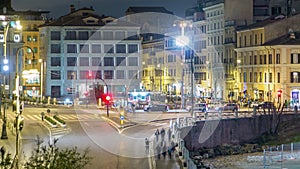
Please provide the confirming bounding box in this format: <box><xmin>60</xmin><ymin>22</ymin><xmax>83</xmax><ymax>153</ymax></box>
<box><xmin>53</xmin><ymin>115</ymin><xmax>66</xmax><ymax>124</ymax></box>
<box><xmin>24</xmin><ymin>136</ymin><xmax>92</xmax><ymax>169</ymax></box>
<box><xmin>44</xmin><ymin>116</ymin><xmax>57</xmax><ymax>125</ymax></box>
<box><xmin>0</xmin><ymin>149</ymin><xmax>12</xmax><ymax>169</ymax></box>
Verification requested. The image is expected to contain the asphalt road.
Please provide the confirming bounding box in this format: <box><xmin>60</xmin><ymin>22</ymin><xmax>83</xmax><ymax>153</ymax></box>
<box><xmin>15</xmin><ymin>106</ymin><xmax>182</xmax><ymax>169</ymax></box>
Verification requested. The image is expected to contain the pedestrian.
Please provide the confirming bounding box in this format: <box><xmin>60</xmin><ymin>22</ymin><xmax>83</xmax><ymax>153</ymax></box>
<box><xmin>167</xmin><ymin>146</ymin><xmax>172</xmax><ymax>159</ymax></box>
<box><xmin>155</xmin><ymin>129</ymin><xmax>160</xmax><ymax>141</ymax></box>
<box><xmin>170</xmin><ymin>141</ymin><xmax>175</xmax><ymax>152</ymax></box>
<box><xmin>167</xmin><ymin>128</ymin><xmax>171</xmax><ymax>141</ymax></box>
<box><xmin>161</xmin><ymin>128</ymin><xmax>165</xmax><ymax>139</ymax></box>
<box><xmin>162</xmin><ymin>144</ymin><xmax>167</xmax><ymax>159</ymax></box>
<box><xmin>41</xmin><ymin>112</ymin><xmax>45</xmax><ymax>121</ymax></box>
<box><xmin>156</xmin><ymin>144</ymin><xmax>161</xmax><ymax>160</ymax></box>
<box><xmin>145</xmin><ymin>138</ymin><xmax>149</xmax><ymax>154</ymax></box>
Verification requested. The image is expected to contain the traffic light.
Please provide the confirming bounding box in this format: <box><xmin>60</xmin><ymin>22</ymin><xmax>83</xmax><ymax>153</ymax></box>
<box><xmin>277</xmin><ymin>89</ymin><xmax>283</xmax><ymax>98</ymax></box>
<box><xmin>103</xmin><ymin>94</ymin><xmax>113</xmax><ymax>105</ymax></box>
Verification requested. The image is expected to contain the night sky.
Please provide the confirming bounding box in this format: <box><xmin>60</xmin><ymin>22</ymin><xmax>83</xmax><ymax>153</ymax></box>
<box><xmin>12</xmin><ymin>0</ymin><xmax>197</xmax><ymax>18</ymax></box>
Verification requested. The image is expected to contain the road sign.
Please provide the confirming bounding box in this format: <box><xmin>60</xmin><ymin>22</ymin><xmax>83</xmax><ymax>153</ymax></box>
<box><xmin>4</xmin><ymin>85</ymin><xmax>9</xmax><ymax>90</ymax></box>
<box><xmin>120</xmin><ymin>115</ymin><xmax>124</xmax><ymax>120</ymax></box>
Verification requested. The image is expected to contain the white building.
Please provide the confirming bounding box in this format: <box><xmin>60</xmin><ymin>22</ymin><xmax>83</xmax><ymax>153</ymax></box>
<box><xmin>39</xmin><ymin>6</ymin><xmax>142</xmax><ymax>100</ymax></box>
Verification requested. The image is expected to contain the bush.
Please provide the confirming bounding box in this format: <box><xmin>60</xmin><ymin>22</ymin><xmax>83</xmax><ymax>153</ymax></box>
<box><xmin>45</xmin><ymin>116</ymin><xmax>57</xmax><ymax>125</ymax></box>
<box><xmin>53</xmin><ymin>115</ymin><xmax>66</xmax><ymax>124</ymax></box>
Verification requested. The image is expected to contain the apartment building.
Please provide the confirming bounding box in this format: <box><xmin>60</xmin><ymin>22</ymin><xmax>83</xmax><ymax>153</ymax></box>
<box><xmin>39</xmin><ymin>6</ymin><xmax>141</xmax><ymax>100</ymax></box>
<box><xmin>203</xmin><ymin>0</ymin><xmax>253</xmax><ymax>100</ymax></box>
<box><xmin>235</xmin><ymin>13</ymin><xmax>300</xmax><ymax>104</ymax></box>
<box><xmin>0</xmin><ymin>0</ymin><xmax>48</xmax><ymax>98</ymax></box>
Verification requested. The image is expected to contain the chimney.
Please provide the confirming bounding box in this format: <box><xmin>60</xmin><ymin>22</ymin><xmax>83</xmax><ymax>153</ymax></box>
<box><xmin>70</xmin><ymin>4</ymin><xmax>75</xmax><ymax>13</ymax></box>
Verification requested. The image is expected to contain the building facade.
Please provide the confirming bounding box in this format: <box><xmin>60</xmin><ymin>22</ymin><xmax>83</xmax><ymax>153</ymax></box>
<box><xmin>235</xmin><ymin>13</ymin><xmax>300</xmax><ymax>104</ymax></box>
<box><xmin>39</xmin><ymin>6</ymin><xmax>142</xmax><ymax>101</ymax></box>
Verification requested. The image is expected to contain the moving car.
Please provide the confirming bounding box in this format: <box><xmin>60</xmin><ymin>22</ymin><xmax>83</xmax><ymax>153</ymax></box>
<box><xmin>215</xmin><ymin>103</ymin><xmax>239</xmax><ymax>112</ymax></box>
<box><xmin>258</xmin><ymin>101</ymin><xmax>275</xmax><ymax>109</ymax></box>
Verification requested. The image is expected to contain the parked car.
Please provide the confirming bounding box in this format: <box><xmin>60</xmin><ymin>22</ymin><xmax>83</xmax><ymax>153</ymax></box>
<box><xmin>215</xmin><ymin>103</ymin><xmax>239</xmax><ymax>112</ymax></box>
<box><xmin>259</xmin><ymin>101</ymin><xmax>275</xmax><ymax>109</ymax></box>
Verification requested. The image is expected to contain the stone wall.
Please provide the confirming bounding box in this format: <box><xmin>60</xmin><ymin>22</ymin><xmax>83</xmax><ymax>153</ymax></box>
<box><xmin>182</xmin><ymin>114</ymin><xmax>298</xmax><ymax>151</ymax></box>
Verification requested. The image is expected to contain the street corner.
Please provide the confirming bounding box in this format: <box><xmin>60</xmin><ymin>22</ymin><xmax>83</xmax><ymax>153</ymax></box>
<box><xmin>101</xmin><ymin>114</ymin><xmax>136</xmax><ymax>131</ymax></box>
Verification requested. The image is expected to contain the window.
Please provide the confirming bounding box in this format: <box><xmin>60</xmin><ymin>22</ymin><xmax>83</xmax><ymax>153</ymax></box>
<box><xmin>269</xmin><ymin>73</ymin><xmax>272</xmax><ymax>83</ymax></box>
<box><xmin>104</xmin><ymin>44</ymin><xmax>114</xmax><ymax>53</ymax></box>
<box><xmin>250</xmin><ymin>72</ymin><xmax>252</xmax><ymax>82</ymax></box>
<box><xmin>128</xmin><ymin>57</ymin><xmax>138</xmax><ymax>66</ymax></box>
<box><xmin>90</xmin><ymin>31</ymin><xmax>101</xmax><ymax>40</ymax></box>
<box><xmin>128</xmin><ymin>44</ymin><xmax>138</xmax><ymax>53</ymax></box>
<box><xmin>67</xmin><ymin>44</ymin><xmax>77</xmax><ymax>53</ymax></box>
<box><xmin>80</xmin><ymin>44</ymin><xmax>89</xmax><ymax>53</ymax></box>
<box><xmin>268</xmin><ymin>54</ymin><xmax>272</xmax><ymax>64</ymax></box>
<box><xmin>79</xmin><ymin>70</ymin><xmax>89</xmax><ymax>79</ymax></box>
<box><xmin>78</xmin><ymin>31</ymin><xmax>89</xmax><ymax>40</ymax></box>
<box><xmin>276</xmin><ymin>53</ymin><xmax>280</xmax><ymax>64</ymax></box>
<box><xmin>115</xmin><ymin>31</ymin><xmax>125</xmax><ymax>40</ymax></box>
<box><xmin>51</xmin><ymin>57</ymin><xmax>61</xmax><ymax>66</ymax></box>
<box><xmin>67</xmin><ymin>87</ymin><xmax>75</xmax><ymax>94</ymax></box>
<box><xmin>264</xmin><ymin>72</ymin><xmax>267</xmax><ymax>83</ymax></box>
<box><xmin>277</xmin><ymin>72</ymin><xmax>280</xmax><ymax>83</ymax></box>
<box><xmin>65</xmin><ymin>31</ymin><xmax>76</xmax><ymax>40</ymax></box>
<box><xmin>95</xmin><ymin>70</ymin><xmax>102</xmax><ymax>79</ymax></box>
<box><xmin>255</xmin><ymin>34</ymin><xmax>257</xmax><ymax>45</ymax></box>
<box><xmin>27</xmin><ymin>36</ymin><xmax>32</xmax><ymax>42</ymax></box>
<box><xmin>67</xmin><ymin>70</ymin><xmax>77</xmax><ymax>80</ymax></box>
<box><xmin>92</xmin><ymin>57</ymin><xmax>101</xmax><ymax>66</ymax></box>
<box><xmin>127</xmin><ymin>31</ymin><xmax>139</xmax><ymax>40</ymax></box>
<box><xmin>260</xmin><ymin>33</ymin><xmax>263</xmax><ymax>44</ymax></box>
<box><xmin>91</xmin><ymin>44</ymin><xmax>101</xmax><ymax>53</ymax></box>
<box><xmin>33</xmin><ymin>47</ymin><xmax>38</xmax><ymax>54</ymax></box>
<box><xmin>116</xmin><ymin>44</ymin><xmax>126</xmax><ymax>53</ymax></box>
<box><xmin>291</xmin><ymin>53</ymin><xmax>300</xmax><ymax>64</ymax></box>
<box><xmin>263</xmin><ymin>55</ymin><xmax>266</xmax><ymax>64</ymax></box>
<box><xmin>254</xmin><ymin>72</ymin><xmax>258</xmax><ymax>82</ymax></box>
<box><xmin>50</xmin><ymin>44</ymin><xmax>60</xmax><ymax>53</ymax></box>
<box><xmin>116</xmin><ymin>57</ymin><xmax>126</xmax><ymax>66</ymax></box>
<box><xmin>291</xmin><ymin>72</ymin><xmax>300</xmax><ymax>83</ymax></box>
<box><xmin>249</xmin><ymin>55</ymin><xmax>252</xmax><ymax>65</ymax></box>
<box><xmin>254</xmin><ymin>55</ymin><xmax>257</xmax><ymax>64</ymax></box>
<box><xmin>33</xmin><ymin>36</ymin><xmax>38</xmax><ymax>42</ymax></box>
<box><xmin>259</xmin><ymin>55</ymin><xmax>262</xmax><ymax>64</ymax></box>
<box><xmin>51</xmin><ymin>86</ymin><xmax>61</xmax><ymax>98</ymax></box>
<box><xmin>51</xmin><ymin>70</ymin><xmax>61</xmax><ymax>80</ymax></box>
<box><xmin>103</xmin><ymin>57</ymin><xmax>114</xmax><ymax>66</ymax></box>
<box><xmin>259</xmin><ymin>72</ymin><xmax>262</xmax><ymax>82</ymax></box>
<box><xmin>104</xmin><ymin>70</ymin><xmax>114</xmax><ymax>79</ymax></box>
<box><xmin>51</xmin><ymin>31</ymin><xmax>61</xmax><ymax>40</ymax></box>
<box><xmin>67</xmin><ymin>57</ymin><xmax>77</xmax><ymax>66</ymax></box>
<box><xmin>128</xmin><ymin>70</ymin><xmax>138</xmax><ymax>79</ymax></box>
<box><xmin>168</xmin><ymin>54</ymin><xmax>175</xmax><ymax>62</ymax></box>
<box><xmin>243</xmin><ymin>72</ymin><xmax>247</xmax><ymax>82</ymax></box>
<box><xmin>116</xmin><ymin>70</ymin><xmax>125</xmax><ymax>79</ymax></box>
<box><xmin>103</xmin><ymin>31</ymin><xmax>113</xmax><ymax>40</ymax></box>
<box><xmin>79</xmin><ymin>57</ymin><xmax>89</xmax><ymax>66</ymax></box>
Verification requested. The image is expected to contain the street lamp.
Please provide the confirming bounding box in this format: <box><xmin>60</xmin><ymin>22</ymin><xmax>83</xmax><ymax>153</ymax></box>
<box><xmin>39</xmin><ymin>59</ymin><xmax>44</xmax><ymax>103</ymax></box>
<box><xmin>1</xmin><ymin>16</ymin><xmax>22</xmax><ymax>140</ymax></box>
<box><xmin>174</xmin><ymin>20</ymin><xmax>192</xmax><ymax>109</ymax></box>
<box><xmin>14</xmin><ymin>46</ymin><xmax>34</xmax><ymax>167</ymax></box>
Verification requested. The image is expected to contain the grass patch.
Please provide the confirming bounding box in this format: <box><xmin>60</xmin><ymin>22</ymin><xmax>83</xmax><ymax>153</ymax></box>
<box><xmin>53</xmin><ymin>115</ymin><xmax>66</xmax><ymax>125</ymax></box>
<box><xmin>45</xmin><ymin>116</ymin><xmax>57</xmax><ymax>125</ymax></box>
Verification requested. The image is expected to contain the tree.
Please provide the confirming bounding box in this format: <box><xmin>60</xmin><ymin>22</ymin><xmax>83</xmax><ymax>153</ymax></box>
<box><xmin>24</xmin><ymin>136</ymin><xmax>92</xmax><ymax>169</ymax></box>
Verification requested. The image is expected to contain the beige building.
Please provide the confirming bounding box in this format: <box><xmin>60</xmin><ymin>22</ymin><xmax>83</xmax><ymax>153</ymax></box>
<box><xmin>235</xmin><ymin>13</ymin><xmax>300</xmax><ymax>104</ymax></box>
<box><xmin>203</xmin><ymin>0</ymin><xmax>253</xmax><ymax>100</ymax></box>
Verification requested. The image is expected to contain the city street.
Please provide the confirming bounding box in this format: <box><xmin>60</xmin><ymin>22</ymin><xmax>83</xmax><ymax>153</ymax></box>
<box><xmin>4</xmin><ymin>105</ymin><xmax>183</xmax><ymax>169</ymax></box>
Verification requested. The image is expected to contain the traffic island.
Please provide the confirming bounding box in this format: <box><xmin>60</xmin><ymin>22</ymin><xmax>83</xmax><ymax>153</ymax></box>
<box><xmin>102</xmin><ymin>115</ymin><xmax>136</xmax><ymax>129</ymax></box>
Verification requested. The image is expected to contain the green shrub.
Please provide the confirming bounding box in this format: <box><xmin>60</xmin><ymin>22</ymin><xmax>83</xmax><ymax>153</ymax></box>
<box><xmin>53</xmin><ymin>115</ymin><xmax>66</xmax><ymax>125</ymax></box>
<box><xmin>45</xmin><ymin>116</ymin><xmax>57</xmax><ymax>125</ymax></box>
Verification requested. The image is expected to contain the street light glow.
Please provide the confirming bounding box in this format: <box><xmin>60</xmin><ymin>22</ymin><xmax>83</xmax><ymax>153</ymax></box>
<box><xmin>3</xmin><ymin>59</ymin><xmax>8</xmax><ymax>64</ymax></box>
<box><xmin>176</xmin><ymin>35</ymin><xmax>189</xmax><ymax>46</ymax></box>
<box><xmin>3</xmin><ymin>65</ymin><xmax>8</xmax><ymax>71</ymax></box>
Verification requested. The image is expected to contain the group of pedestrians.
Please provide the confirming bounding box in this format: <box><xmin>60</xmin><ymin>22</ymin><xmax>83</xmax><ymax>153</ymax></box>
<box><xmin>152</xmin><ymin>128</ymin><xmax>176</xmax><ymax>160</ymax></box>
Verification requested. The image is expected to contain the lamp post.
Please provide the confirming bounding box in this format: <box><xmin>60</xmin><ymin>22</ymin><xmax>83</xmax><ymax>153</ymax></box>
<box><xmin>1</xmin><ymin>17</ymin><xmax>22</xmax><ymax>140</ymax></box>
<box><xmin>39</xmin><ymin>59</ymin><xmax>44</xmax><ymax>103</ymax></box>
<box><xmin>15</xmin><ymin>46</ymin><xmax>34</xmax><ymax>168</ymax></box>
<box><xmin>174</xmin><ymin>20</ymin><xmax>192</xmax><ymax>109</ymax></box>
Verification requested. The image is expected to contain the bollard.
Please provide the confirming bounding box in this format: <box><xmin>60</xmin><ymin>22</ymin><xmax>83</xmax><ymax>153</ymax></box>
<box><xmin>294</xmin><ymin>105</ymin><xmax>298</xmax><ymax>113</ymax></box>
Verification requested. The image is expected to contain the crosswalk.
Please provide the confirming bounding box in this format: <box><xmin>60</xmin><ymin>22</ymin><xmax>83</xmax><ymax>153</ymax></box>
<box><xmin>6</xmin><ymin>113</ymin><xmax>101</xmax><ymax>122</ymax></box>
